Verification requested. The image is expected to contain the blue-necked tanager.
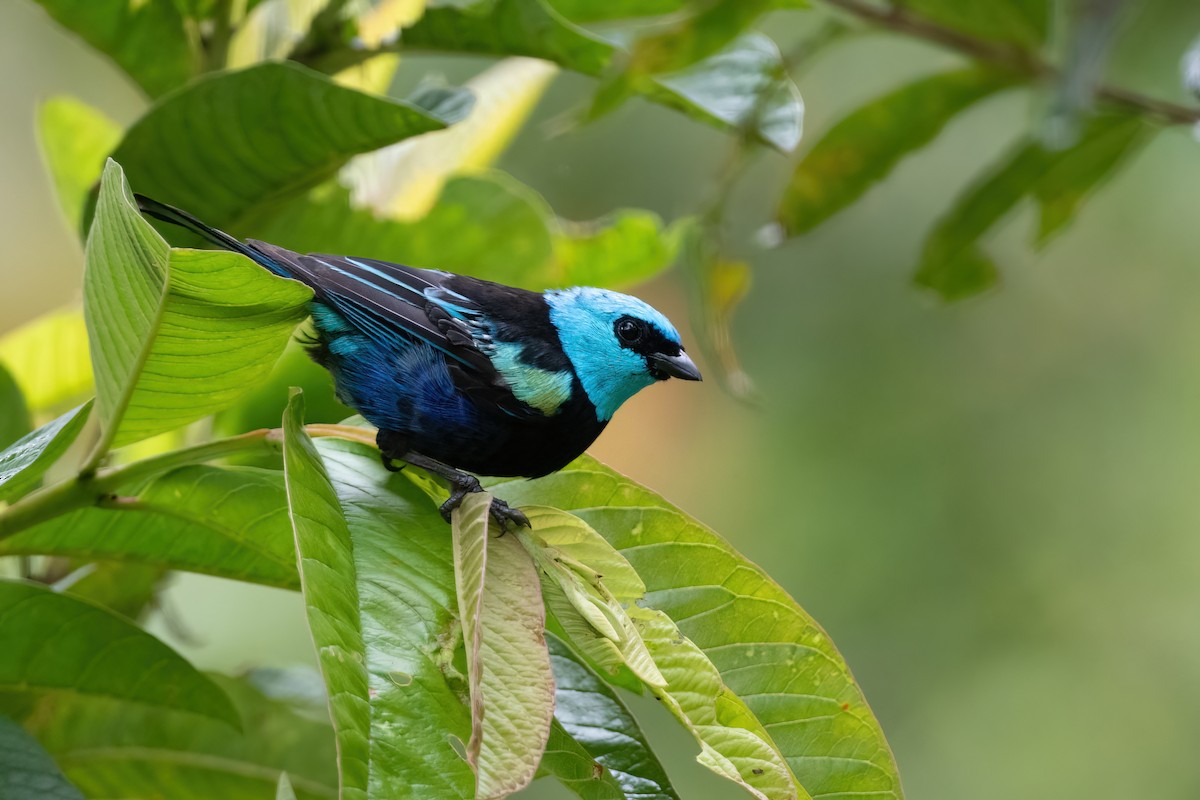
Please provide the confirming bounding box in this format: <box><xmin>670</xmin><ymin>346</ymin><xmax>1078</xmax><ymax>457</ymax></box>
<box><xmin>136</xmin><ymin>196</ymin><xmax>701</xmax><ymax>529</ymax></box>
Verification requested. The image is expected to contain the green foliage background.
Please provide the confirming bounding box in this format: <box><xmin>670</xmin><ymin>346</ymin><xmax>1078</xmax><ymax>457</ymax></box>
<box><xmin>2</xmin><ymin>1</ymin><xmax>1200</xmax><ymax>798</ymax></box>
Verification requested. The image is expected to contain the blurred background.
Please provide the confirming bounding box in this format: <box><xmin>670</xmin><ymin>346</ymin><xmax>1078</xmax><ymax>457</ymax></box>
<box><xmin>4</xmin><ymin>0</ymin><xmax>1200</xmax><ymax>797</ymax></box>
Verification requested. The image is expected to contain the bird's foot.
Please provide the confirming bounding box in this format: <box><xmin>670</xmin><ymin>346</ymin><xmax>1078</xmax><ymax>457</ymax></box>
<box><xmin>438</xmin><ymin>475</ymin><xmax>530</xmax><ymax>532</ymax></box>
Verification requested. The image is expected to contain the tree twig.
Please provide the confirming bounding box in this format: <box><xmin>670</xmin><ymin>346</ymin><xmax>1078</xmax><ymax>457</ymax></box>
<box><xmin>822</xmin><ymin>0</ymin><xmax>1200</xmax><ymax>125</ymax></box>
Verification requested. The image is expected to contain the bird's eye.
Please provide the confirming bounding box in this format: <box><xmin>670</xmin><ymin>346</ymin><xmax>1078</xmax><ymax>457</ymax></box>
<box><xmin>615</xmin><ymin>318</ymin><xmax>643</xmax><ymax>344</ymax></box>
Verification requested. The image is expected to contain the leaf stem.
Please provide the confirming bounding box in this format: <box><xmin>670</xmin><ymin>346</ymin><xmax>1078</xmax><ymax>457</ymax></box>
<box><xmin>0</xmin><ymin>424</ymin><xmax>378</xmax><ymax>543</ymax></box>
<box><xmin>822</xmin><ymin>0</ymin><xmax>1200</xmax><ymax>125</ymax></box>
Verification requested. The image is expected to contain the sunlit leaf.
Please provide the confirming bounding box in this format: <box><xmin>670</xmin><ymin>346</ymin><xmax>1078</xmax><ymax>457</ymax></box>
<box><xmin>30</xmin><ymin>0</ymin><xmax>195</xmax><ymax>97</ymax></box>
<box><xmin>404</xmin><ymin>0</ymin><xmax>802</xmax><ymax>152</ymax></box>
<box><xmin>346</xmin><ymin>57</ymin><xmax>559</xmax><ymax>220</ymax></box>
<box><xmin>452</xmin><ymin>492</ymin><xmax>554</xmax><ymax>799</ymax></box>
<box><xmin>779</xmin><ymin>66</ymin><xmax>1017</xmax><ymax>236</ymax></box>
<box><xmin>19</xmin><ymin>674</ymin><xmax>337</xmax><ymax>800</ymax></box>
<box><xmin>37</xmin><ymin>97</ymin><xmax>122</xmax><ymax>234</ymax></box>
<box><xmin>548</xmin><ymin>634</ymin><xmax>678</xmax><ymax>800</ymax></box>
<box><xmin>0</xmin><ymin>579</ymin><xmax>237</xmax><ymax>727</ymax></box>
<box><xmin>108</xmin><ymin>62</ymin><xmax>472</xmax><ymax>234</ymax></box>
<box><xmin>0</xmin><ymin>307</ymin><xmax>92</xmax><ymax>417</ymax></box>
<box><xmin>83</xmin><ymin>160</ymin><xmax>312</xmax><ymax>456</ymax></box>
<box><xmin>489</xmin><ymin>457</ymin><xmax>904</xmax><ymax>800</ymax></box>
<box><xmin>0</xmin><ymin>402</ymin><xmax>91</xmax><ymax>505</ymax></box>
<box><xmin>256</xmin><ymin>173</ymin><xmax>678</xmax><ymax>292</ymax></box>
<box><xmin>0</xmin><ymin>715</ymin><xmax>84</xmax><ymax>800</ymax></box>
<box><xmin>633</xmin><ymin>607</ymin><xmax>800</xmax><ymax>800</ymax></box>
<box><xmin>0</xmin><ymin>466</ymin><xmax>297</xmax><ymax>589</ymax></box>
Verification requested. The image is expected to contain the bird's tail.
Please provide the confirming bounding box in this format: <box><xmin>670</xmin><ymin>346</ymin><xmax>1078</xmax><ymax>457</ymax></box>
<box><xmin>133</xmin><ymin>194</ymin><xmax>288</xmax><ymax>277</ymax></box>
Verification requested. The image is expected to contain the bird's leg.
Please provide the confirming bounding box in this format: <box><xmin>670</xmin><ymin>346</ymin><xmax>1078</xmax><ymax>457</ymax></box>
<box><xmin>398</xmin><ymin>451</ymin><xmax>530</xmax><ymax>531</ymax></box>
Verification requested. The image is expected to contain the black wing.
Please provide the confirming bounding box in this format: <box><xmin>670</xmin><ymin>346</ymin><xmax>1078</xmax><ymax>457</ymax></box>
<box><xmin>248</xmin><ymin>241</ymin><xmax>544</xmax><ymax>418</ymax></box>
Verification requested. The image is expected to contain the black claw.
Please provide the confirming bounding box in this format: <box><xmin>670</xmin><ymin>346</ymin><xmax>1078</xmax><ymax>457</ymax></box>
<box><xmin>437</xmin><ymin>482</ymin><xmax>529</xmax><ymax>532</ymax></box>
<box><xmin>380</xmin><ymin>453</ymin><xmax>405</xmax><ymax>473</ymax></box>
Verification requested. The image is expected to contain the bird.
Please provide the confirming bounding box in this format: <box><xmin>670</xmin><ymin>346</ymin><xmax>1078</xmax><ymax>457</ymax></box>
<box><xmin>135</xmin><ymin>196</ymin><xmax>702</xmax><ymax>529</ymax></box>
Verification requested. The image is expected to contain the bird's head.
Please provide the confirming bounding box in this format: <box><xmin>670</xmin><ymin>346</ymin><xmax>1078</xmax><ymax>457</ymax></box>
<box><xmin>545</xmin><ymin>287</ymin><xmax>701</xmax><ymax>420</ymax></box>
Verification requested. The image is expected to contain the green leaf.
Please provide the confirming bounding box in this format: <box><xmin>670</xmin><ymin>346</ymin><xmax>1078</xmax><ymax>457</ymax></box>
<box><xmin>914</xmin><ymin>141</ymin><xmax>1044</xmax><ymax>300</ymax></box>
<box><xmin>902</xmin><ymin>0</ymin><xmax>1048</xmax><ymax>48</ymax></box>
<box><xmin>547</xmin><ymin>0</ymin><xmax>687</xmax><ymax>23</ymax></box>
<box><xmin>19</xmin><ymin>674</ymin><xmax>337</xmax><ymax>800</ymax></box>
<box><xmin>282</xmin><ymin>392</ymin><xmax>370</xmax><ymax>800</ymax></box>
<box><xmin>30</xmin><ymin>0</ymin><xmax>195</xmax><ymax>97</ymax></box>
<box><xmin>489</xmin><ymin>457</ymin><xmax>903</xmax><ymax>800</ymax></box>
<box><xmin>277</xmin><ymin>772</ymin><xmax>299</xmax><ymax>800</ymax></box>
<box><xmin>452</xmin><ymin>492</ymin><xmax>554</xmax><ymax>799</ymax></box>
<box><xmin>0</xmin><ymin>466</ymin><xmax>298</xmax><ymax>589</ymax></box>
<box><xmin>779</xmin><ymin>66</ymin><xmax>1017</xmax><ymax>236</ymax></box>
<box><xmin>404</xmin><ymin>0</ymin><xmax>802</xmax><ymax>152</ymax></box>
<box><xmin>540</xmin><ymin>719</ymin><xmax>627</xmax><ymax>800</ymax></box>
<box><xmin>84</xmin><ymin>159</ymin><xmax>313</xmax><ymax>456</ymax></box>
<box><xmin>547</xmin><ymin>634</ymin><xmax>678</xmax><ymax>800</ymax></box>
<box><xmin>0</xmin><ymin>364</ymin><xmax>31</xmax><ymax>451</ymax></box>
<box><xmin>256</xmin><ymin>172</ymin><xmax>678</xmax><ymax>292</ymax></box>
<box><xmin>633</xmin><ymin>607</ymin><xmax>800</xmax><ymax>800</ymax></box>
<box><xmin>111</xmin><ymin>62</ymin><xmax>471</xmax><ymax>233</ymax></box>
<box><xmin>517</xmin><ymin>507</ymin><xmax>665</xmax><ymax>689</ymax></box>
<box><xmin>37</xmin><ymin>97</ymin><xmax>123</xmax><ymax>235</ymax></box>
<box><xmin>0</xmin><ymin>402</ymin><xmax>91</xmax><ymax>505</ymax></box>
<box><xmin>0</xmin><ymin>579</ymin><xmax>237</xmax><ymax>727</ymax></box>
<box><xmin>55</xmin><ymin>561</ymin><xmax>166</xmax><ymax>621</ymax></box>
<box><xmin>283</xmin><ymin>398</ymin><xmax>475</xmax><ymax>798</ymax></box>
<box><xmin>0</xmin><ymin>307</ymin><xmax>93</xmax><ymax>417</ymax></box>
<box><xmin>345</xmin><ymin>57</ymin><xmax>559</xmax><ymax>221</ymax></box>
<box><xmin>0</xmin><ymin>715</ymin><xmax>84</xmax><ymax>800</ymax></box>
<box><xmin>1032</xmin><ymin>114</ymin><xmax>1154</xmax><ymax>245</ymax></box>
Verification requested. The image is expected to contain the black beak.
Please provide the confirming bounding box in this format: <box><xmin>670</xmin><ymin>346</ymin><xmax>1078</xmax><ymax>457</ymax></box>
<box><xmin>648</xmin><ymin>350</ymin><xmax>703</xmax><ymax>382</ymax></box>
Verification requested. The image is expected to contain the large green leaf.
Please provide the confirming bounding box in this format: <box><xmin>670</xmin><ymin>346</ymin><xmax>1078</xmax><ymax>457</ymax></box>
<box><xmin>779</xmin><ymin>66</ymin><xmax>1017</xmax><ymax>236</ymax></box>
<box><xmin>30</xmin><ymin>0</ymin><xmax>195</xmax><ymax>97</ymax></box>
<box><xmin>0</xmin><ymin>715</ymin><xmax>84</xmax><ymax>800</ymax></box>
<box><xmin>283</xmin><ymin>398</ymin><xmax>474</xmax><ymax>798</ymax></box>
<box><xmin>0</xmin><ymin>466</ymin><xmax>297</xmax><ymax>588</ymax></box>
<box><xmin>901</xmin><ymin>0</ymin><xmax>1049</xmax><ymax>48</ymax></box>
<box><xmin>403</xmin><ymin>0</ymin><xmax>802</xmax><ymax>152</ymax></box>
<box><xmin>548</xmin><ymin>634</ymin><xmax>678</xmax><ymax>800</ymax></box>
<box><xmin>19</xmin><ymin>674</ymin><xmax>337</xmax><ymax>800</ymax></box>
<box><xmin>452</xmin><ymin>492</ymin><xmax>554</xmax><ymax>799</ymax></box>
<box><xmin>84</xmin><ymin>159</ymin><xmax>312</xmax><ymax>456</ymax></box>
<box><xmin>0</xmin><ymin>402</ymin><xmax>92</xmax><ymax>505</ymax></box>
<box><xmin>282</xmin><ymin>393</ymin><xmax>370</xmax><ymax>800</ymax></box>
<box><xmin>38</xmin><ymin>97</ymin><xmax>122</xmax><ymax>233</ymax></box>
<box><xmin>0</xmin><ymin>307</ymin><xmax>93</xmax><ymax>417</ymax></box>
<box><xmin>255</xmin><ymin>172</ymin><xmax>679</xmax><ymax>291</ymax></box>
<box><xmin>489</xmin><ymin>457</ymin><xmax>904</xmax><ymax>800</ymax></box>
<box><xmin>111</xmin><ymin>62</ymin><xmax>471</xmax><ymax>233</ymax></box>
<box><xmin>0</xmin><ymin>580</ymin><xmax>237</xmax><ymax>727</ymax></box>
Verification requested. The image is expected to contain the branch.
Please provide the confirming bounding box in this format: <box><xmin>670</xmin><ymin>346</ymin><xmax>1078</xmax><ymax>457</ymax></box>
<box><xmin>823</xmin><ymin>0</ymin><xmax>1200</xmax><ymax>126</ymax></box>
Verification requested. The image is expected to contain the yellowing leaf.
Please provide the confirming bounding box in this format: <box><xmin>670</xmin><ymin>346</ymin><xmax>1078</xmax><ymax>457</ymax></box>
<box><xmin>345</xmin><ymin>57</ymin><xmax>558</xmax><ymax>220</ymax></box>
<box><xmin>0</xmin><ymin>307</ymin><xmax>92</xmax><ymax>416</ymax></box>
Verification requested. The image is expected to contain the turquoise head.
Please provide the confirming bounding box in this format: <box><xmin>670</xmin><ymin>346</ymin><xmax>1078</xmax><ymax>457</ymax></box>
<box><xmin>545</xmin><ymin>287</ymin><xmax>701</xmax><ymax>421</ymax></box>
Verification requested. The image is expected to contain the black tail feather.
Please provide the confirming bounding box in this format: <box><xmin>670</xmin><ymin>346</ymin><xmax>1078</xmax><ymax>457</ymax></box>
<box><xmin>133</xmin><ymin>194</ymin><xmax>286</xmax><ymax>276</ymax></box>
